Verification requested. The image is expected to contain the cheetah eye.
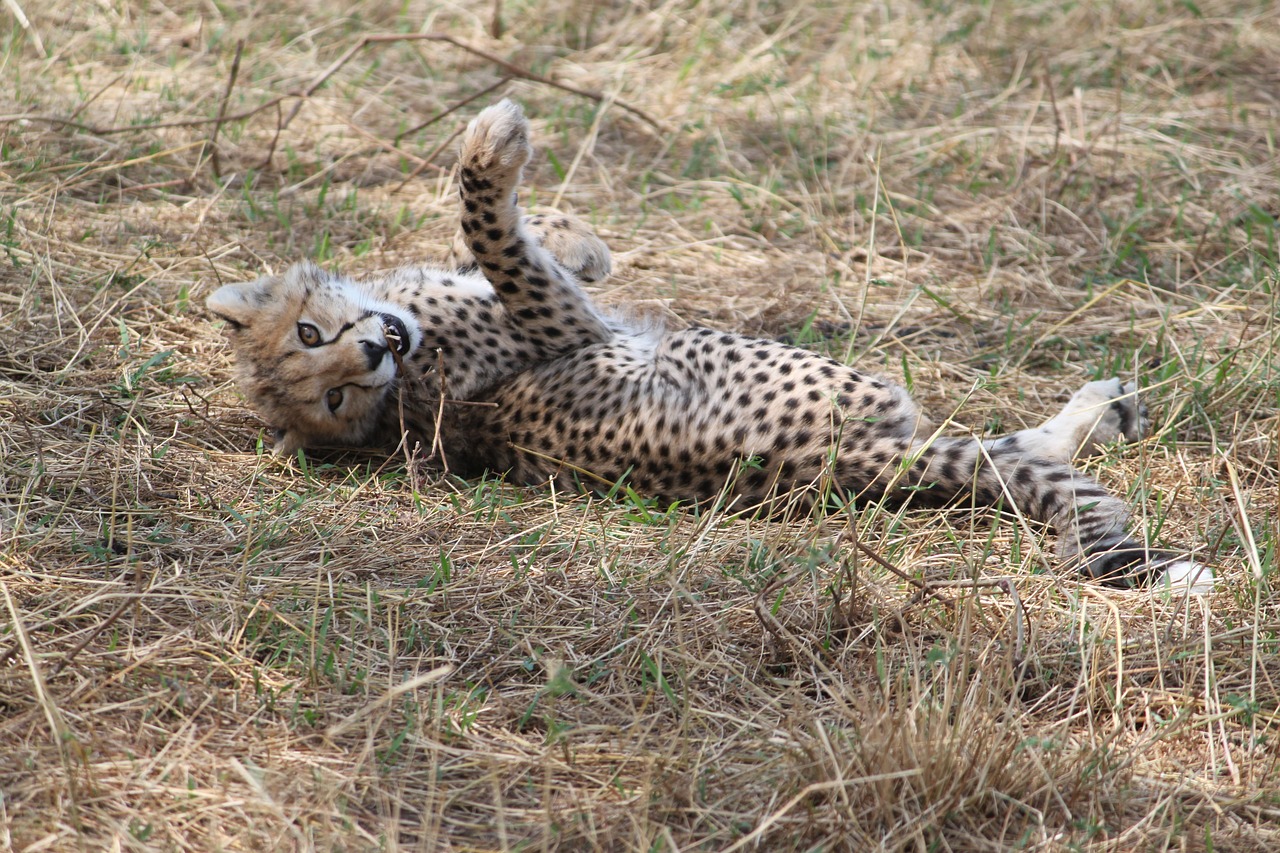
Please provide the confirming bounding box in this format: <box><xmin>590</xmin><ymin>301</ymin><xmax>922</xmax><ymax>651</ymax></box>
<box><xmin>297</xmin><ymin>323</ymin><xmax>322</xmax><ymax>347</ymax></box>
<box><xmin>325</xmin><ymin>388</ymin><xmax>344</xmax><ymax>413</ymax></box>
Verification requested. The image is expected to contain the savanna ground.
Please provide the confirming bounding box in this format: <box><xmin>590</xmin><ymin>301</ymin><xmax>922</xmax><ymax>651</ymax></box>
<box><xmin>2</xmin><ymin>0</ymin><xmax>1278</xmax><ymax>849</ymax></box>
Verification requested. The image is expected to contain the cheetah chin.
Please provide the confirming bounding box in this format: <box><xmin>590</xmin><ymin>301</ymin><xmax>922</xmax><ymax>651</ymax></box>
<box><xmin>208</xmin><ymin>99</ymin><xmax>1215</xmax><ymax>595</ymax></box>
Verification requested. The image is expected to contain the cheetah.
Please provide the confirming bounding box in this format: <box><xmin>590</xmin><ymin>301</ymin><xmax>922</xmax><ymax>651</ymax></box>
<box><xmin>207</xmin><ymin>99</ymin><xmax>1213</xmax><ymax>593</ymax></box>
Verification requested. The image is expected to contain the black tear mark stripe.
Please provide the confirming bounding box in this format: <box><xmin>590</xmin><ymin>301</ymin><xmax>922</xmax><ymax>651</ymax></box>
<box><xmin>300</xmin><ymin>315</ymin><xmax>376</xmax><ymax>348</ymax></box>
<box><xmin>329</xmin><ymin>320</ymin><xmax>358</xmax><ymax>344</ymax></box>
<box><xmin>298</xmin><ymin>287</ymin><xmax>379</xmax><ymax>347</ymax></box>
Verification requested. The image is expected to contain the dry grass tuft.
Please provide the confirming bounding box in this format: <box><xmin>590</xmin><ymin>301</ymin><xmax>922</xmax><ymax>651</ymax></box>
<box><xmin>2</xmin><ymin>0</ymin><xmax>1278</xmax><ymax>849</ymax></box>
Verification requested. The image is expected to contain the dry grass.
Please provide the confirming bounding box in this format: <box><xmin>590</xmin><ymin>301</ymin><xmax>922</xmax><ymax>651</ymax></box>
<box><xmin>2</xmin><ymin>0</ymin><xmax>1279</xmax><ymax>849</ymax></box>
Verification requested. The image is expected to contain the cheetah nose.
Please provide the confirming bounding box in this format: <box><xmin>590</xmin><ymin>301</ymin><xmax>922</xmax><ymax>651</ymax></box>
<box><xmin>362</xmin><ymin>338</ymin><xmax>390</xmax><ymax>371</ymax></box>
<box><xmin>380</xmin><ymin>314</ymin><xmax>411</xmax><ymax>355</ymax></box>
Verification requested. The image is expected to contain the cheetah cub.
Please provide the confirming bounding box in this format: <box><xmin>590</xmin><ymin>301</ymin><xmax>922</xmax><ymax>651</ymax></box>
<box><xmin>208</xmin><ymin>100</ymin><xmax>1212</xmax><ymax>593</ymax></box>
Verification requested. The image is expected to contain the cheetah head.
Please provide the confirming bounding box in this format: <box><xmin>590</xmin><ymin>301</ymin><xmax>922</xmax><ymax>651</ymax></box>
<box><xmin>206</xmin><ymin>261</ymin><xmax>422</xmax><ymax>456</ymax></box>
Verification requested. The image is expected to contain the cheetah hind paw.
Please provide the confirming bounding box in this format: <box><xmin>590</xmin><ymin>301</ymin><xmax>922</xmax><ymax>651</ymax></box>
<box><xmin>1041</xmin><ymin>377</ymin><xmax>1150</xmax><ymax>461</ymax></box>
<box><xmin>460</xmin><ymin>99</ymin><xmax>532</xmax><ymax>184</ymax></box>
<box><xmin>1100</xmin><ymin>378</ymin><xmax>1149</xmax><ymax>443</ymax></box>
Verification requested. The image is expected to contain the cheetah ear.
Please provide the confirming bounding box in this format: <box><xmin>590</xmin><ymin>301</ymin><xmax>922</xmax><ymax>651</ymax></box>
<box><xmin>207</xmin><ymin>262</ymin><xmax>327</xmax><ymax>329</ymax></box>
<box><xmin>206</xmin><ymin>276</ymin><xmax>276</xmax><ymax>331</ymax></box>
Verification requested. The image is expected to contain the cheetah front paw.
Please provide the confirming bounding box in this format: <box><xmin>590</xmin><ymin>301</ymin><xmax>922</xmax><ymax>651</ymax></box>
<box><xmin>459</xmin><ymin>99</ymin><xmax>532</xmax><ymax>191</ymax></box>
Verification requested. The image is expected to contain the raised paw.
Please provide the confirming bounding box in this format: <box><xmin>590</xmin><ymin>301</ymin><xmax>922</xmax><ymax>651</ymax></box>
<box><xmin>459</xmin><ymin>99</ymin><xmax>532</xmax><ymax>190</ymax></box>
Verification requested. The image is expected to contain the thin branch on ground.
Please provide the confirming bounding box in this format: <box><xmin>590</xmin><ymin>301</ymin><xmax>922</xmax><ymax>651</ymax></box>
<box><xmin>205</xmin><ymin>39</ymin><xmax>244</xmax><ymax>181</ymax></box>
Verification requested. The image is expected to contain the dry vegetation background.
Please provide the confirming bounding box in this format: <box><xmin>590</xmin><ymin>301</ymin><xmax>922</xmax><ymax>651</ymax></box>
<box><xmin>2</xmin><ymin>0</ymin><xmax>1279</xmax><ymax>850</ymax></box>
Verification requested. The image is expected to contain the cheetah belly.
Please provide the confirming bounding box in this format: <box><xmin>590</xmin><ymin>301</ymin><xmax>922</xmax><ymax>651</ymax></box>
<box><xmin>471</xmin><ymin>328</ymin><xmax>922</xmax><ymax>502</ymax></box>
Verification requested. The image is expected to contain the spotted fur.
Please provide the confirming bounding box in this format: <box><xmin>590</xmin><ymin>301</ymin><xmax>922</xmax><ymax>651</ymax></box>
<box><xmin>207</xmin><ymin>100</ymin><xmax>1212</xmax><ymax>593</ymax></box>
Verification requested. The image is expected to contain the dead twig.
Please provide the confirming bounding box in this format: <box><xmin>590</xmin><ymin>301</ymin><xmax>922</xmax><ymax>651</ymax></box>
<box><xmin>290</xmin><ymin>33</ymin><xmax>664</xmax><ymax>132</ymax></box>
<box><xmin>753</xmin><ymin>569</ymin><xmax>801</xmax><ymax>663</ymax></box>
<box><xmin>386</xmin><ymin>330</ymin><xmax>424</xmax><ymax>486</ymax></box>
<box><xmin>1042</xmin><ymin>59</ymin><xmax>1063</xmax><ymax>159</ymax></box>
<box><xmin>393</xmin><ymin>124</ymin><xmax>466</xmax><ymax>194</ymax></box>
<box><xmin>851</xmin><ymin>539</ymin><xmax>957</xmax><ymax>612</ymax></box>
<box><xmin>491</xmin><ymin>0</ymin><xmax>504</xmax><ymax>40</ymax></box>
<box><xmin>395</xmin><ymin>76</ymin><xmax>511</xmax><ymax>145</ymax></box>
<box><xmin>205</xmin><ymin>39</ymin><xmax>244</xmax><ymax>181</ymax></box>
<box><xmin>52</xmin><ymin>592</ymin><xmax>139</xmax><ymax>676</ymax></box>
<box><xmin>4</xmin><ymin>32</ymin><xmax>664</xmax><ymax>139</ymax></box>
<box><xmin>428</xmin><ymin>348</ymin><xmax>450</xmax><ymax>472</ymax></box>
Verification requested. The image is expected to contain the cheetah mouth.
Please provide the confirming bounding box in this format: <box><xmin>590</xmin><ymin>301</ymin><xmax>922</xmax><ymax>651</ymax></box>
<box><xmin>380</xmin><ymin>314</ymin><xmax>411</xmax><ymax>356</ymax></box>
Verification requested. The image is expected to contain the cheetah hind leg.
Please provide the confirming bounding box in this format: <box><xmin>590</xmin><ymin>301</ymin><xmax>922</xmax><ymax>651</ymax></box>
<box><xmin>1058</xmin><ymin>379</ymin><xmax>1214</xmax><ymax>593</ymax></box>
<box><xmin>449</xmin><ymin>100</ymin><xmax>610</xmax><ymax>282</ymax></box>
<box><xmin>448</xmin><ymin>209</ymin><xmax>612</xmax><ymax>283</ymax></box>
<box><xmin>454</xmin><ymin>99</ymin><xmax>614</xmax><ymax>352</ymax></box>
